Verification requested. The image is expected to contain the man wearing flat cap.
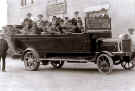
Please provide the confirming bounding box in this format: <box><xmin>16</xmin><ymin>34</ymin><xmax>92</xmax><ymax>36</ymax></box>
<box><xmin>128</xmin><ymin>28</ymin><xmax>135</xmax><ymax>51</ymax></box>
<box><xmin>74</xmin><ymin>11</ymin><xmax>83</xmax><ymax>26</ymax></box>
<box><xmin>36</xmin><ymin>14</ymin><xmax>45</xmax><ymax>32</ymax></box>
<box><xmin>36</xmin><ymin>14</ymin><xmax>44</xmax><ymax>27</ymax></box>
<box><xmin>128</xmin><ymin>28</ymin><xmax>134</xmax><ymax>35</ymax></box>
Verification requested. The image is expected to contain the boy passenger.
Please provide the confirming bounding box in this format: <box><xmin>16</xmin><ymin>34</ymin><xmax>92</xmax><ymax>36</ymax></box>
<box><xmin>36</xmin><ymin>14</ymin><xmax>45</xmax><ymax>29</ymax></box>
<box><xmin>22</xmin><ymin>13</ymin><xmax>33</xmax><ymax>29</ymax></box>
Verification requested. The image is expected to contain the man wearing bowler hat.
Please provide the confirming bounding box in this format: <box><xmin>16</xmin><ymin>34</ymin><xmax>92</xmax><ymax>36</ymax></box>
<box><xmin>0</xmin><ymin>33</ymin><xmax>8</xmax><ymax>72</ymax></box>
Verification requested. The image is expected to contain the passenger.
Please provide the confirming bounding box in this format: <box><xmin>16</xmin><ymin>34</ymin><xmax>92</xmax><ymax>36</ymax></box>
<box><xmin>56</xmin><ymin>19</ymin><xmax>65</xmax><ymax>34</ymax></box>
<box><xmin>31</xmin><ymin>23</ymin><xmax>41</xmax><ymax>34</ymax></box>
<box><xmin>52</xmin><ymin>16</ymin><xmax>57</xmax><ymax>25</ymax></box>
<box><xmin>49</xmin><ymin>17</ymin><xmax>63</xmax><ymax>34</ymax></box>
<box><xmin>22</xmin><ymin>13</ymin><xmax>33</xmax><ymax>29</ymax></box>
<box><xmin>22</xmin><ymin>24</ymin><xmax>31</xmax><ymax>34</ymax></box>
<box><xmin>64</xmin><ymin>17</ymin><xmax>69</xmax><ymax>25</ymax></box>
<box><xmin>63</xmin><ymin>20</ymin><xmax>73</xmax><ymax>33</ymax></box>
<box><xmin>47</xmin><ymin>22</ymin><xmax>60</xmax><ymax>34</ymax></box>
<box><xmin>72</xmin><ymin>26</ymin><xmax>82</xmax><ymax>33</ymax></box>
<box><xmin>41</xmin><ymin>20</ymin><xmax>50</xmax><ymax>34</ymax></box>
<box><xmin>77</xmin><ymin>22</ymin><xmax>84</xmax><ymax>33</ymax></box>
<box><xmin>5</xmin><ymin>25</ymin><xmax>20</xmax><ymax>35</ymax></box>
<box><xmin>4</xmin><ymin>25</ymin><xmax>14</xmax><ymax>35</ymax></box>
<box><xmin>77</xmin><ymin>17</ymin><xmax>83</xmax><ymax>26</ymax></box>
<box><xmin>12</xmin><ymin>25</ymin><xmax>22</xmax><ymax>34</ymax></box>
<box><xmin>74</xmin><ymin>11</ymin><xmax>83</xmax><ymax>25</ymax></box>
<box><xmin>47</xmin><ymin>23</ymin><xmax>52</xmax><ymax>33</ymax></box>
<box><xmin>74</xmin><ymin>11</ymin><xmax>80</xmax><ymax>19</ymax></box>
<box><xmin>2</xmin><ymin>26</ymin><xmax>7</xmax><ymax>34</ymax></box>
<box><xmin>71</xmin><ymin>18</ymin><xmax>82</xmax><ymax>33</ymax></box>
<box><xmin>71</xmin><ymin>18</ymin><xmax>77</xmax><ymax>26</ymax></box>
<box><xmin>36</xmin><ymin>14</ymin><xmax>45</xmax><ymax>29</ymax></box>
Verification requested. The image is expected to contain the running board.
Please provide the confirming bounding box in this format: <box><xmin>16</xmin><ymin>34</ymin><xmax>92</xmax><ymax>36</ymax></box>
<box><xmin>67</xmin><ymin>61</ymin><xmax>88</xmax><ymax>63</ymax></box>
<box><xmin>40</xmin><ymin>58</ymin><xmax>89</xmax><ymax>63</ymax></box>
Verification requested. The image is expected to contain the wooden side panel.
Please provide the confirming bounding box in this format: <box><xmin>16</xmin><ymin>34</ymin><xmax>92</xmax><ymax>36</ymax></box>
<box><xmin>12</xmin><ymin>34</ymin><xmax>91</xmax><ymax>54</ymax></box>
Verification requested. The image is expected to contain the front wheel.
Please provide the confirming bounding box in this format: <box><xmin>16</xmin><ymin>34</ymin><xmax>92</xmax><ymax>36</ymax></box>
<box><xmin>23</xmin><ymin>51</ymin><xmax>40</xmax><ymax>71</ymax></box>
<box><xmin>97</xmin><ymin>53</ymin><xmax>113</xmax><ymax>74</ymax></box>
<box><xmin>51</xmin><ymin>61</ymin><xmax>64</xmax><ymax>69</ymax></box>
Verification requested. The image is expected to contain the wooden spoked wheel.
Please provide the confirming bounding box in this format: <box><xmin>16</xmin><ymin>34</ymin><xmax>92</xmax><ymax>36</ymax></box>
<box><xmin>23</xmin><ymin>51</ymin><xmax>40</xmax><ymax>71</ymax></box>
<box><xmin>97</xmin><ymin>54</ymin><xmax>113</xmax><ymax>74</ymax></box>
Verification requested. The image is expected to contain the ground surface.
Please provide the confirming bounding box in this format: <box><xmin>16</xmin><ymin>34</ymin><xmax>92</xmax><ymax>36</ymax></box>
<box><xmin>0</xmin><ymin>57</ymin><xmax>135</xmax><ymax>91</ymax></box>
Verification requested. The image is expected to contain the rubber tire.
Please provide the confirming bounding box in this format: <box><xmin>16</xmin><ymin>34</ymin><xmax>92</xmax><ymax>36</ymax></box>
<box><xmin>23</xmin><ymin>51</ymin><xmax>40</xmax><ymax>71</ymax></box>
<box><xmin>97</xmin><ymin>53</ymin><xmax>113</xmax><ymax>74</ymax></box>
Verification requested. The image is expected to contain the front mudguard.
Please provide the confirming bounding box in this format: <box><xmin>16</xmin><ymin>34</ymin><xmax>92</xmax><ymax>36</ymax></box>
<box><xmin>22</xmin><ymin>47</ymin><xmax>40</xmax><ymax>62</ymax></box>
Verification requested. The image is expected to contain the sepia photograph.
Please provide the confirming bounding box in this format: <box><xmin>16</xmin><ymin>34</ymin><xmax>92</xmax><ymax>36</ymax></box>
<box><xmin>0</xmin><ymin>0</ymin><xmax>135</xmax><ymax>91</ymax></box>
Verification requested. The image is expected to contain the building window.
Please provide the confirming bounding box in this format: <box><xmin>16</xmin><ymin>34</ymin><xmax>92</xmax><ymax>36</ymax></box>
<box><xmin>21</xmin><ymin>0</ymin><xmax>34</xmax><ymax>7</ymax></box>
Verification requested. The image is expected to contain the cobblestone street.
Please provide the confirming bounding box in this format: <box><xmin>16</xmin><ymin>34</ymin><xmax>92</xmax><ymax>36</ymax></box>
<box><xmin>0</xmin><ymin>57</ymin><xmax>134</xmax><ymax>91</ymax></box>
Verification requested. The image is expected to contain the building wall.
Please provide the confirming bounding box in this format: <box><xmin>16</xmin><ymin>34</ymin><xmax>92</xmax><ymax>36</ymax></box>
<box><xmin>7</xmin><ymin>0</ymin><xmax>48</xmax><ymax>25</ymax></box>
<box><xmin>7</xmin><ymin>0</ymin><xmax>135</xmax><ymax>37</ymax></box>
<box><xmin>0</xmin><ymin>0</ymin><xmax>7</xmax><ymax>30</ymax></box>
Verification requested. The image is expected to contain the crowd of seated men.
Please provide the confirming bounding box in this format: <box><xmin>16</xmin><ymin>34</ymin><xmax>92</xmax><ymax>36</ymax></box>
<box><xmin>4</xmin><ymin>11</ymin><xmax>84</xmax><ymax>35</ymax></box>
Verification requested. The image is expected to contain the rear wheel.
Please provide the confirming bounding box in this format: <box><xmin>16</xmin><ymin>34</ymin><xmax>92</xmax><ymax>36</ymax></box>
<box><xmin>51</xmin><ymin>61</ymin><xmax>64</xmax><ymax>69</ymax></box>
<box><xmin>97</xmin><ymin>53</ymin><xmax>113</xmax><ymax>74</ymax></box>
<box><xmin>23</xmin><ymin>51</ymin><xmax>40</xmax><ymax>71</ymax></box>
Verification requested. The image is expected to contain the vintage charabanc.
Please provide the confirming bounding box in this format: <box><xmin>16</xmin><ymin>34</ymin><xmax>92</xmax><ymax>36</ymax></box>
<box><xmin>8</xmin><ymin>8</ymin><xmax>135</xmax><ymax>74</ymax></box>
